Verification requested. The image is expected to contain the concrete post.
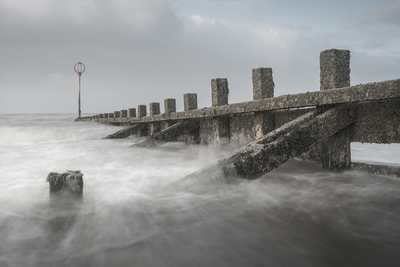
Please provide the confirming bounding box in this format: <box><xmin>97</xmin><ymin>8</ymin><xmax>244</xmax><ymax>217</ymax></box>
<box><xmin>128</xmin><ymin>108</ymin><xmax>136</xmax><ymax>118</ymax></box>
<box><xmin>252</xmin><ymin>68</ymin><xmax>275</xmax><ymax>139</ymax></box>
<box><xmin>163</xmin><ymin>98</ymin><xmax>177</xmax><ymax>129</ymax></box>
<box><xmin>320</xmin><ymin>49</ymin><xmax>350</xmax><ymax>90</ymax></box>
<box><xmin>137</xmin><ymin>105</ymin><xmax>148</xmax><ymax>136</ymax></box>
<box><xmin>46</xmin><ymin>171</ymin><xmax>84</xmax><ymax>207</ymax></box>
<box><xmin>204</xmin><ymin>78</ymin><xmax>230</xmax><ymax>144</ymax></box>
<box><xmin>184</xmin><ymin>93</ymin><xmax>198</xmax><ymax>111</ymax></box>
<box><xmin>164</xmin><ymin>99</ymin><xmax>176</xmax><ymax>113</ymax></box>
<box><xmin>149</xmin><ymin>102</ymin><xmax>160</xmax><ymax>116</ymax></box>
<box><xmin>138</xmin><ymin>105</ymin><xmax>147</xmax><ymax>118</ymax></box>
<box><xmin>149</xmin><ymin>102</ymin><xmax>161</xmax><ymax>135</ymax></box>
<box><xmin>121</xmin><ymin>110</ymin><xmax>128</xmax><ymax>118</ymax></box>
<box><xmin>252</xmin><ymin>68</ymin><xmax>274</xmax><ymax>100</ymax></box>
<box><xmin>211</xmin><ymin>78</ymin><xmax>229</xmax><ymax>107</ymax></box>
<box><xmin>320</xmin><ymin>48</ymin><xmax>352</xmax><ymax>170</ymax></box>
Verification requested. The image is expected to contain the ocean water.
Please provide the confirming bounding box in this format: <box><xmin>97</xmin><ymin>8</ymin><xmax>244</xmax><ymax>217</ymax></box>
<box><xmin>1</xmin><ymin>113</ymin><xmax>400</xmax><ymax>267</ymax></box>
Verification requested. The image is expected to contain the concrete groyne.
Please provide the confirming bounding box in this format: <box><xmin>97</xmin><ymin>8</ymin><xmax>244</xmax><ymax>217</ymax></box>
<box><xmin>77</xmin><ymin>49</ymin><xmax>400</xmax><ymax>178</ymax></box>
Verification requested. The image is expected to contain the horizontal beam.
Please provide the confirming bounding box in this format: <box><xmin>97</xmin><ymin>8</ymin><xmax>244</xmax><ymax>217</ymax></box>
<box><xmin>82</xmin><ymin>78</ymin><xmax>400</xmax><ymax>123</ymax></box>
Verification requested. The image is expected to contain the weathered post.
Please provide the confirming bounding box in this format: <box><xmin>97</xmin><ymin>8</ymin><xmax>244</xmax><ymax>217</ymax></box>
<box><xmin>184</xmin><ymin>93</ymin><xmax>198</xmax><ymax>111</ymax></box>
<box><xmin>252</xmin><ymin>68</ymin><xmax>275</xmax><ymax>139</ymax></box>
<box><xmin>149</xmin><ymin>102</ymin><xmax>161</xmax><ymax>135</ymax></box>
<box><xmin>320</xmin><ymin>49</ymin><xmax>352</xmax><ymax>170</ymax></box>
<box><xmin>137</xmin><ymin>105</ymin><xmax>148</xmax><ymax>136</ymax></box>
<box><xmin>163</xmin><ymin>98</ymin><xmax>177</xmax><ymax>129</ymax></box>
<box><xmin>128</xmin><ymin>108</ymin><xmax>136</xmax><ymax>118</ymax></box>
<box><xmin>46</xmin><ymin>170</ymin><xmax>83</xmax><ymax>207</ymax></box>
<box><xmin>210</xmin><ymin>78</ymin><xmax>230</xmax><ymax>144</ymax></box>
<box><xmin>121</xmin><ymin>110</ymin><xmax>128</xmax><ymax>118</ymax></box>
<box><xmin>138</xmin><ymin>105</ymin><xmax>147</xmax><ymax>118</ymax></box>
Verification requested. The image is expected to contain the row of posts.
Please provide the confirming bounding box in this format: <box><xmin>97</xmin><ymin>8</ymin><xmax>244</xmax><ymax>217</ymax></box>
<box><xmin>83</xmin><ymin>93</ymin><xmax>198</xmax><ymax>121</ymax></box>
<box><xmin>81</xmin><ymin>68</ymin><xmax>276</xmax><ymax>121</ymax></box>
<box><xmin>81</xmin><ymin>49</ymin><xmax>349</xmax><ymax>124</ymax></box>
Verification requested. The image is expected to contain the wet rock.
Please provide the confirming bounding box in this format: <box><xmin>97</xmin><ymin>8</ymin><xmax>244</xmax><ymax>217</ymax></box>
<box><xmin>46</xmin><ymin>170</ymin><xmax>83</xmax><ymax>207</ymax></box>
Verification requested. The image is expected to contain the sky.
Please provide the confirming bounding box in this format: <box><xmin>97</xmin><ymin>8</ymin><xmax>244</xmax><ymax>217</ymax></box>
<box><xmin>1</xmin><ymin>0</ymin><xmax>399</xmax><ymax>114</ymax></box>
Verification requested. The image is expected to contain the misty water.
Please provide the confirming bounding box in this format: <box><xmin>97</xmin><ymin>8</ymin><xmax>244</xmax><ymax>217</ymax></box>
<box><xmin>1</xmin><ymin>114</ymin><xmax>400</xmax><ymax>267</ymax></box>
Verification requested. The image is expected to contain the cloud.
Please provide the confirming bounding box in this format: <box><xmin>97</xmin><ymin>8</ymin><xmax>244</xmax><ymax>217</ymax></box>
<box><xmin>0</xmin><ymin>0</ymin><xmax>399</xmax><ymax>113</ymax></box>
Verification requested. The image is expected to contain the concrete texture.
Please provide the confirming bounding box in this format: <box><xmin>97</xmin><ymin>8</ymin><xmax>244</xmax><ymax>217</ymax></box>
<box><xmin>353</xmin><ymin>99</ymin><xmax>400</xmax><ymax>144</ymax></box>
<box><xmin>46</xmin><ymin>170</ymin><xmax>83</xmax><ymax>207</ymax></box>
<box><xmin>351</xmin><ymin>162</ymin><xmax>400</xmax><ymax>178</ymax></box>
<box><xmin>138</xmin><ymin>105</ymin><xmax>147</xmax><ymax>118</ymax></box>
<box><xmin>133</xmin><ymin>119</ymin><xmax>200</xmax><ymax>148</ymax></box>
<box><xmin>149</xmin><ymin>102</ymin><xmax>160</xmax><ymax>116</ymax></box>
<box><xmin>252</xmin><ymin>68</ymin><xmax>274</xmax><ymax>100</ymax></box>
<box><xmin>121</xmin><ymin>110</ymin><xmax>128</xmax><ymax>118</ymax></box>
<box><xmin>164</xmin><ymin>99</ymin><xmax>176</xmax><ymax>114</ymax></box>
<box><xmin>128</xmin><ymin>108</ymin><xmax>136</xmax><ymax>118</ymax></box>
<box><xmin>211</xmin><ymin>78</ymin><xmax>229</xmax><ymax>107</ymax></box>
<box><xmin>184</xmin><ymin>93</ymin><xmax>198</xmax><ymax>111</ymax></box>
<box><xmin>178</xmin><ymin>105</ymin><xmax>355</xmax><ymax>185</ymax></box>
<box><xmin>319</xmin><ymin>49</ymin><xmax>352</xmax><ymax>170</ymax></box>
<box><xmin>114</xmin><ymin>111</ymin><xmax>121</xmax><ymax>118</ymax></box>
<box><xmin>102</xmin><ymin>124</ymin><xmax>147</xmax><ymax>139</ymax></box>
<box><xmin>320</xmin><ymin>49</ymin><xmax>350</xmax><ymax>91</ymax></box>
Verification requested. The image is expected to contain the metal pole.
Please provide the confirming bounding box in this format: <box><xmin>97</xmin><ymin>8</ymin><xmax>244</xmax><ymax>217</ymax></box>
<box><xmin>74</xmin><ymin>62</ymin><xmax>85</xmax><ymax>119</ymax></box>
<box><xmin>79</xmin><ymin>73</ymin><xmax>81</xmax><ymax>118</ymax></box>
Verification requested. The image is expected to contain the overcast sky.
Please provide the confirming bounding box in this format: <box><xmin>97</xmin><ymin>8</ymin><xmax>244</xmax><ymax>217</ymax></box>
<box><xmin>1</xmin><ymin>0</ymin><xmax>399</xmax><ymax>114</ymax></box>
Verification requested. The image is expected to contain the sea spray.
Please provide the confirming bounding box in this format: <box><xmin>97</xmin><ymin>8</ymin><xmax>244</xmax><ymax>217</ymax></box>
<box><xmin>1</xmin><ymin>114</ymin><xmax>400</xmax><ymax>267</ymax></box>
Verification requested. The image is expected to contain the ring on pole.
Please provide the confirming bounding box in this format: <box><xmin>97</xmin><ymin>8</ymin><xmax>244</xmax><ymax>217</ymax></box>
<box><xmin>74</xmin><ymin>62</ymin><xmax>86</xmax><ymax>118</ymax></box>
<box><xmin>74</xmin><ymin>62</ymin><xmax>86</xmax><ymax>76</ymax></box>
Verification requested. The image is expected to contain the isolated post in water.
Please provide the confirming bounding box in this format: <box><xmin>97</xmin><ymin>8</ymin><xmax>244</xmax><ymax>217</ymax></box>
<box><xmin>74</xmin><ymin>62</ymin><xmax>86</xmax><ymax>118</ymax></box>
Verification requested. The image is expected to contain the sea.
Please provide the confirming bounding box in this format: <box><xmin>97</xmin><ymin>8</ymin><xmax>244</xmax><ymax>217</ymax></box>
<box><xmin>1</xmin><ymin>113</ymin><xmax>400</xmax><ymax>267</ymax></box>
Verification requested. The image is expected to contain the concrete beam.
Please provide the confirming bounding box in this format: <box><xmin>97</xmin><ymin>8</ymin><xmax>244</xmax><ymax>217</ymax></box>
<box><xmin>102</xmin><ymin>124</ymin><xmax>147</xmax><ymax>139</ymax></box>
<box><xmin>80</xmin><ymin>78</ymin><xmax>400</xmax><ymax>124</ymax></box>
<box><xmin>132</xmin><ymin>119</ymin><xmax>200</xmax><ymax>148</ymax></box>
<box><xmin>351</xmin><ymin>162</ymin><xmax>400</xmax><ymax>178</ymax></box>
<box><xmin>174</xmin><ymin>105</ymin><xmax>356</xmax><ymax>188</ymax></box>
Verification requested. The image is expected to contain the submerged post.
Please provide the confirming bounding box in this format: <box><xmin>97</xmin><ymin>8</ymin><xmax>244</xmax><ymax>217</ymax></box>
<box><xmin>46</xmin><ymin>170</ymin><xmax>84</xmax><ymax>207</ymax></box>
<box><xmin>74</xmin><ymin>62</ymin><xmax>86</xmax><ymax>118</ymax></box>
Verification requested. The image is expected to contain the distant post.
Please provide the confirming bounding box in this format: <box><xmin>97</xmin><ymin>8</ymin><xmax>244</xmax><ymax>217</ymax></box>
<box><xmin>74</xmin><ymin>62</ymin><xmax>86</xmax><ymax>118</ymax></box>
